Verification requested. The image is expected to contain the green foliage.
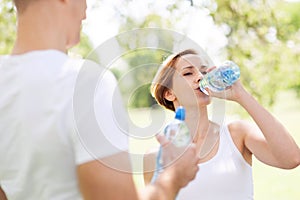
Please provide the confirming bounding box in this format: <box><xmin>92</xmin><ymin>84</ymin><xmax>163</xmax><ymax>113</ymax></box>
<box><xmin>211</xmin><ymin>0</ymin><xmax>300</xmax><ymax>106</ymax></box>
<box><xmin>114</xmin><ymin>0</ymin><xmax>300</xmax><ymax>108</ymax></box>
<box><xmin>111</xmin><ymin>48</ymin><xmax>172</xmax><ymax>108</ymax></box>
<box><xmin>274</xmin><ymin>1</ymin><xmax>300</xmax><ymax>40</ymax></box>
<box><xmin>68</xmin><ymin>33</ymin><xmax>94</xmax><ymax>58</ymax></box>
<box><xmin>114</xmin><ymin>0</ymin><xmax>206</xmax><ymax>108</ymax></box>
<box><xmin>113</xmin><ymin>2</ymin><xmax>178</xmax><ymax>108</ymax></box>
<box><xmin>0</xmin><ymin>0</ymin><xmax>16</xmax><ymax>54</ymax></box>
<box><xmin>2</xmin><ymin>0</ymin><xmax>300</xmax><ymax>107</ymax></box>
<box><xmin>274</xmin><ymin>2</ymin><xmax>300</xmax><ymax>96</ymax></box>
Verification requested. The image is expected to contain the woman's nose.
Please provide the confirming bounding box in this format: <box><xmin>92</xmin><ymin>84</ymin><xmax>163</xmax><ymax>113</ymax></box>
<box><xmin>196</xmin><ymin>71</ymin><xmax>203</xmax><ymax>83</ymax></box>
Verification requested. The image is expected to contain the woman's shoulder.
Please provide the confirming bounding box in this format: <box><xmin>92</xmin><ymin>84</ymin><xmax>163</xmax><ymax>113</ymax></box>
<box><xmin>227</xmin><ymin>120</ymin><xmax>254</xmax><ymax>135</ymax></box>
<box><xmin>226</xmin><ymin>120</ymin><xmax>254</xmax><ymax>165</ymax></box>
<box><xmin>226</xmin><ymin>120</ymin><xmax>249</xmax><ymax>145</ymax></box>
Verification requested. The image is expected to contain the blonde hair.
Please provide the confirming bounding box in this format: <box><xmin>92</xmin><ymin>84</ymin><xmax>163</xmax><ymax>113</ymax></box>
<box><xmin>151</xmin><ymin>49</ymin><xmax>198</xmax><ymax>111</ymax></box>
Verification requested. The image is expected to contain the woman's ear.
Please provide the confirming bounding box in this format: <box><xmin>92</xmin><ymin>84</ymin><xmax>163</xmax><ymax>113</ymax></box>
<box><xmin>164</xmin><ymin>89</ymin><xmax>176</xmax><ymax>102</ymax></box>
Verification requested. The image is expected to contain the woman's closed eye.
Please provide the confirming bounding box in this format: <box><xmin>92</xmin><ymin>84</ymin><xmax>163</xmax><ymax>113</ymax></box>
<box><xmin>183</xmin><ymin>72</ymin><xmax>193</xmax><ymax>76</ymax></box>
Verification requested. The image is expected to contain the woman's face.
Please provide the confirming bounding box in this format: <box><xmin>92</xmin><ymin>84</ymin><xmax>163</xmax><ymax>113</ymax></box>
<box><xmin>168</xmin><ymin>54</ymin><xmax>211</xmax><ymax>108</ymax></box>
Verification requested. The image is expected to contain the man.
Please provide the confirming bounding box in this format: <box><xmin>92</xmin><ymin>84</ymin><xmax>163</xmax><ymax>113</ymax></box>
<box><xmin>0</xmin><ymin>0</ymin><xmax>199</xmax><ymax>199</ymax></box>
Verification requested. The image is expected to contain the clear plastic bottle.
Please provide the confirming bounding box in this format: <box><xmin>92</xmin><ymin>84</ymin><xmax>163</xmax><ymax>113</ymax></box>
<box><xmin>199</xmin><ymin>60</ymin><xmax>240</xmax><ymax>95</ymax></box>
<box><xmin>151</xmin><ymin>106</ymin><xmax>191</xmax><ymax>183</ymax></box>
<box><xmin>164</xmin><ymin>106</ymin><xmax>190</xmax><ymax>147</ymax></box>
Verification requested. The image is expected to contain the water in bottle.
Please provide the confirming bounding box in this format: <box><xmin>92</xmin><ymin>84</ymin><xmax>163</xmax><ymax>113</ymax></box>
<box><xmin>199</xmin><ymin>60</ymin><xmax>240</xmax><ymax>95</ymax></box>
<box><xmin>151</xmin><ymin>106</ymin><xmax>191</xmax><ymax>183</ymax></box>
<box><xmin>164</xmin><ymin>106</ymin><xmax>190</xmax><ymax>147</ymax></box>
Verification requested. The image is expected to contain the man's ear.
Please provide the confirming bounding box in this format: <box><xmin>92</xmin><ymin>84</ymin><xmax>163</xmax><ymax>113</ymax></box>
<box><xmin>164</xmin><ymin>89</ymin><xmax>176</xmax><ymax>102</ymax></box>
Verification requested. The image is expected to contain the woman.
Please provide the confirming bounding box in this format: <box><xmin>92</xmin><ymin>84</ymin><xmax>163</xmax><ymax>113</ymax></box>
<box><xmin>144</xmin><ymin>49</ymin><xmax>300</xmax><ymax>199</ymax></box>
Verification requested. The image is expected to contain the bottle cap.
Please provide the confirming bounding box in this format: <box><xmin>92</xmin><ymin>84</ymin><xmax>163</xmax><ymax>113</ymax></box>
<box><xmin>175</xmin><ymin>106</ymin><xmax>185</xmax><ymax>121</ymax></box>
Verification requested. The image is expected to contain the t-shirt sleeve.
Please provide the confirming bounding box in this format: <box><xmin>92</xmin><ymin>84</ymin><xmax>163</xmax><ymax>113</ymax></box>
<box><xmin>71</xmin><ymin>60</ymin><xmax>129</xmax><ymax>165</ymax></box>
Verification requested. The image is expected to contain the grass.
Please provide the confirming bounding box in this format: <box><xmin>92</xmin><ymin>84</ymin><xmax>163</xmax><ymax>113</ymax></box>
<box><xmin>128</xmin><ymin>90</ymin><xmax>300</xmax><ymax>199</ymax></box>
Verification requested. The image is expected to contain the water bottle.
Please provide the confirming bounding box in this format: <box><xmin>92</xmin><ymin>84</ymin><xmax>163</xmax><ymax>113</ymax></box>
<box><xmin>164</xmin><ymin>106</ymin><xmax>190</xmax><ymax>147</ymax></box>
<box><xmin>199</xmin><ymin>60</ymin><xmax>240</xmax><ymax>95</ymax></box>
<box><xmin>151</xmin><ymin>106</ymin><xmax>191</xmax><ymax>183</ymax></box>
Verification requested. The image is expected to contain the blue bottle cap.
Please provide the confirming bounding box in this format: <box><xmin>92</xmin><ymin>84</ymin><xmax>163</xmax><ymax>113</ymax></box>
<box><xmin>175</xmin><ymin>106</ymin><xmax>185</xmax><ymax>121</ymax></box>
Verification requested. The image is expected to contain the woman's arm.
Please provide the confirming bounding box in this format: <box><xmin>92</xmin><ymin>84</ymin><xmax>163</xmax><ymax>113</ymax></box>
<box><xmin>212</xmin><ymin>80</ymin><xmax>300</xmax><ymax>169</ymax></box>
<box><xmin>236</xmin><ymin>87</ymin><xmax>300</xmax><ymax>169</ymax></box>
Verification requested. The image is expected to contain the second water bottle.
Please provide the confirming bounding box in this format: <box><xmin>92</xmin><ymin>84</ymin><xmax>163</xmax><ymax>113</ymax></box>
<box><xmin>151</xmin><ymin>106</ymin><xmax>191</xmax><ymax>183</ymax></box>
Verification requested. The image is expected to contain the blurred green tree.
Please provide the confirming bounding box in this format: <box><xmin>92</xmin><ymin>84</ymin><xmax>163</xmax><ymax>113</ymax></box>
<box><xmin>109</xmin><ymin>0</ymin><xmax>194</xmax><ymax>108</ymax></box>
<box><xmin>0</xmin><ymin>0</ymin><xmax>16</xmax><ymax>54</ymax></box>
<box><xmin>110</xmin><ymin>48</ymin><xmax>170</xmax><ymax>108</ymax></box>
<box><xmin>2</xmin><ymin>0</ymin><xmax>299</xmax><ymax>106</ymax></box>
<box><xmin>274</xmin><ymin>1</ymin><xmax>300</xmax><ymax>97</ymax></box>
<box><xmin>211</xmin><ymin>0</ymin><xmax>300</xmax><ymax>106</ymax></box>
<box><xmin>114</xmin><ymin>0</ymin><xmax>300</xmax><ymax>107</ymax></box>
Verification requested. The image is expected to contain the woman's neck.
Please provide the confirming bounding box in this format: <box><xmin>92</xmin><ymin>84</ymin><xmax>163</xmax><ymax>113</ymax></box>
<box><xmin>184</xmin><ymin>106</ymin><xmax>210</xmax><ymax>142</ymax></box>
<box><xmin>184</xmin><ymin>106</ymin><xmax>221</xmax><ymax>159</ymax></box>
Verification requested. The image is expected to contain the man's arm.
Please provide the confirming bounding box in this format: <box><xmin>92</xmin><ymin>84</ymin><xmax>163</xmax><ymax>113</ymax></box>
<box><xmin>78</xmin><ymin>144</ymin><xmax>199</xmax><ymax>200</ymax></box>
<box><xmin>140</xmin><ymin>143</ymin><xmax>199</xmax><ymax>200</ymax></box>
<box><xmin>0</xmin><ymin>186</ymin><xmax>7</xmax><ymax>200</ymax></box>
<box><xmin>77</xmin><ymin>152</ymin><xmax>138</xmax><ymax>200</ymax></box>
<box><xmin>143</xmin><ymin>150</ymin><xmax>157</xmax><ymax>185</ymax></box>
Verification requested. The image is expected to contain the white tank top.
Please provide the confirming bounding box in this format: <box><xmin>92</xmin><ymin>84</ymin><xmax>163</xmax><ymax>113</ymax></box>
<box><xmin>177</xmin><ymin>125</ymin><xmax>253</xmax><ymax>200</ymax></box>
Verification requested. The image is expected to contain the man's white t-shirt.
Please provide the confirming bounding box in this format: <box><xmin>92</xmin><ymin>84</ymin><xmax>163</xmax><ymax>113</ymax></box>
<box><xmin>0</xmin><ymin>50</ymin><xmax>129</xmax><ymax>199</ymax></box>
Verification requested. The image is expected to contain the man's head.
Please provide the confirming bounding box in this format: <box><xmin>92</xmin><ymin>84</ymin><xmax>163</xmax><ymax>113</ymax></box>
<box><xmin>13</xmin><ymin>0</ymin><xmax>87</xmax><ymax>50</ymax></box>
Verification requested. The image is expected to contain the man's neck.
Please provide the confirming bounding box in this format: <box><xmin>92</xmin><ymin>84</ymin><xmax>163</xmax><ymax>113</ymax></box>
<box><xmin>12</xmin><ymin>6</ymin><xmax>67</xmax><ymax>55</ymax></box>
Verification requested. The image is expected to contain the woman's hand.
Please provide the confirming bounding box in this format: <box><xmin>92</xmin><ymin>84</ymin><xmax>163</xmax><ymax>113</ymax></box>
<box><xmin>204</xmin><ymin>79</ymin><xmax>247</xmax><ymax>102</ymax></box>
